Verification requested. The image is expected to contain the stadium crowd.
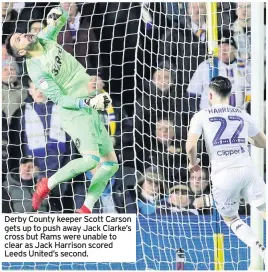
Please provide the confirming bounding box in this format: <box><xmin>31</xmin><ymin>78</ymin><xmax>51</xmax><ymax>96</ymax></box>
<box><xmin>2</xmin><ymin>2</ymin><xmax>264</xmax><ymax>215</ymax></box>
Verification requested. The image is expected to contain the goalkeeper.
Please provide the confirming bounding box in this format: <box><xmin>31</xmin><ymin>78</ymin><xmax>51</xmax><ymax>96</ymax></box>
<box><xmin>5</xmin><ymin>6</ymin><xmax>119</xmax><ymax>213</ymax></box>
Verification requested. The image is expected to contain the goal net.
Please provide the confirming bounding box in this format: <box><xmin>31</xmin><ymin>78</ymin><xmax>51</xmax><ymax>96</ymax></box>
<box><xmin>2</xmin><ymin>1</ymin><xmax>265</xmax><ymax>271</ymax></box>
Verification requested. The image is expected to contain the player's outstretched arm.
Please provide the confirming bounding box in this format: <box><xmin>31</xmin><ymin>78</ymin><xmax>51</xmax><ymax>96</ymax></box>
<box><xmin>186</xmin><ymin>134</ymin><xmax>201</xmax><ymax>172</ymax></box>
<box><xmin>28</xmin><ymin>66</ymin><xmax>111</xmax><ymax>111</ymax></box>
<box><xmin>186</xmin><ymin>113</ymin><xmax>202</xmax><ymax>172</ymax></box>
<box><xmin>249</xmin><ymin>132</ymin><xmax>266</xmax><ymax>148</ymax></box>
<box><xmin>33</xmin><ymin>73</ymin><xmax>83</xmax><ymax>110</ymax></box>
<box><xmin>38</xmin><ymin>7</ymin><xmax>69</xmax><ymax>41</ymax></box>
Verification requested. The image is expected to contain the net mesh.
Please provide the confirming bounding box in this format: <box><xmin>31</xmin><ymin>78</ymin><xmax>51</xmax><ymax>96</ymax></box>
<box><xmin>2</xmin><ymin>2</ymin><xmax>265</xmax><ymax>271</ymax></box>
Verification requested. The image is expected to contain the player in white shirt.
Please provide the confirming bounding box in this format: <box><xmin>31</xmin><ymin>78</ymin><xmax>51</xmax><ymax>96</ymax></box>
<box><xmin>187</xmin><ymin>30</ymin><xmax>251</xmax><ymax>110</ymax></box>
<box><xmin>186</xmin><ymin>76</ymin><xmax>266</xmax><ymax>262</ymax></box>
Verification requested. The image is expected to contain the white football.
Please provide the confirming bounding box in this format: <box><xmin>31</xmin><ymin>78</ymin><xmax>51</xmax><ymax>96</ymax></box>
<box><xmin>47</xmin><ymin>7</ymin><xmax>63</xmax><ymax>26</ymax></box>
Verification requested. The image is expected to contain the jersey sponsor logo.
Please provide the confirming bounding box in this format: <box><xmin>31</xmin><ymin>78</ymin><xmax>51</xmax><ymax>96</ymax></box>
<box><xmin>52</xmin><ymin>46</ymin><xmax>63</xmax><ymax>76</ymax></box>
<box><xmin>217</xmin><ymin>148</ymin><xmax>241</xmax><ymax>156</ymax></box>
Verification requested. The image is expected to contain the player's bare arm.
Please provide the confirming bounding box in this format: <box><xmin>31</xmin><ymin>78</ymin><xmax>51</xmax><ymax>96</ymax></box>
<box><xmin>186</xmin><ymin>134</ymin><xmax>201</xmax><ymax>173</ymax></box>
<box><xmin>248</xmin><ymin>131</ymin><xmax>266</xmax><ymax>148</ymax></box>
<box><xmin>186</xmin><ymin>112</ymin><xmax>202</xmax><ymax>173</ymax></box>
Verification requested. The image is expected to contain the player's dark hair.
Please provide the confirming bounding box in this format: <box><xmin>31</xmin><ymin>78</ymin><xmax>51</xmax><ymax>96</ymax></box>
<box><xmin>5</xmin><ymin>33</ymin><xmax>18</xmax><ymax>57</ymax></box>
<box><xmin>209</xmin><ymin>76</ymin><xmax>232</xmax><ymax>98</ymax></box>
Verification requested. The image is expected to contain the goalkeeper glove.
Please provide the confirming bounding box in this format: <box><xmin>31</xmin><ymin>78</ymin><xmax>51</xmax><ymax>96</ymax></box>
<box><xmin>47</xmin><ymin>7</ymin><xmax>63</xmax><ymax>25</ymax></box>
<box><xmin>80</xmin><ymin>93</ymin><xmax>112</xmax><ymax>111</ymax></box>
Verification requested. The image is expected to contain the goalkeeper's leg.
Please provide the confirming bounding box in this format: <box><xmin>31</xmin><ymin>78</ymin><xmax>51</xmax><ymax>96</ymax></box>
<box><xmin>32</xmin><ymin>152</ymin><xmax>100</xmax><ymax>210</ymax></box>
<box><xmin>77</xmin><ymin>109</ymin><xmax>119</xmax><ymax>213</ymax></box>
<box><xmin>77</xmin><ymin>151</ymin><xmax>119</xmax><ymax>213</ymax></box>
<box><xmin>32</xmin><ymin>108</ymin><xmax>104</xmax><ymax>211</ymax></box>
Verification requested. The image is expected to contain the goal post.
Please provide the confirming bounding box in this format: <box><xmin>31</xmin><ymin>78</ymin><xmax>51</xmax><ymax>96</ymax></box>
<box><xmin>206</xmin><ymin>3</ymin><xmax>225</xmax><ymax>270</ymax></box>
<box><xmin>250</xmin><ymin>2</ymin><xmax>265</xmax><ymax>270</ymax></box>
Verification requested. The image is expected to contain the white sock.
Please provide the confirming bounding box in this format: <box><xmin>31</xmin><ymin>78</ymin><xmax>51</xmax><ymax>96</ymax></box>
<box><xmin>229</xmin><ymin>218</ymin><xmax>266</xmax><ymax>260</ymax></box>
<box><xmin>83</xmin><ymin>195</ymin><xmax>95</xmax><ymax>210</ymax></box>
<box><xmin>47</xmin><ymin>176</ymin><xmax>59</xmax><ymax>190</ymax></box>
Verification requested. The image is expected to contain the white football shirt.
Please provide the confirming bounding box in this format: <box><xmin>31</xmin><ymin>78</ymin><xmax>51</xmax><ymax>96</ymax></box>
<box><xmin>189</xmin><ymin>104</ymin><xmax>260</xmax><ymax>174</ymax></box>
<box><xmin>187</xmin><ymin>59</ymin><xmax>251</xmax><ymax>110</ymax></box>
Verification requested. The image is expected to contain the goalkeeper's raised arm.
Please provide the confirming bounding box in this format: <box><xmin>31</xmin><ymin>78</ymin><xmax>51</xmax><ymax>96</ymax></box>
<box><xmin>38</xmin><ymin>6</ymin><xmax>69</xmax><ymax>41</ymax></box>
<box><xmin>5</xmin><ymin>5</ymin><xmax>118</xmax><ymax>215</ymax></box>
<box><xmin>5</xmin><ymin>6</ymin><xmax>111</xmax><ymax>111</ymax></box>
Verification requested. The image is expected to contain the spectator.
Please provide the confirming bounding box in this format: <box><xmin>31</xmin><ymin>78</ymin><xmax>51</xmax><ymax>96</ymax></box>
<box><xmin>159</xmin><ymin>2</ymin><xmax>207</xmax><ymax>90</ymax></box>
<box><xmin>137</xmin><ymin>168</ymin><xmax>165</xmax><ymax>215</ymax></box>
<box><xmin>58</xmin><ymin>2</ymin><xmax>101</xmax><ymax>76</ymax></box>
<box><xmin>60</xmin><ymin>2</ymin><xmax>81</xmax><ymax>40</ymax></box>
<box><xmin>232</xmin><ymin>2</ymin><xmax>251</xmax><ymax>60</ymax></box>
<box><xmin>217</xmin><ymin>3</ymin><xmax>237</xmax><ymax>28</ymax></box>
<box><xmin>2</xmin><ymin>187</ymin><xmax>12</xmax><ymax>213</ymax></box>
<box><xmin>3</xmin><ymin>157</ymin><xmax>49</xmax><ymax>213</ymax></box>
<box><xmin>154</xmin><ymin>116</ymin><xmax>187</xmax><ymax>184</ymax></box>
<box><xmin>2</xmin><ymin>42</ymin><xmax>23</xmax><ymax>75</ymax></box>
<box><xmin>113</xmin><ymin>166</ymin><xmax>164</xmax><ymax>215</ymax></box>
<box><xmin>157</xmin><ymin>184</ymin><xmax>198</xmax><ymax>215</ymax></box>
<box><xmin>163</xmin><ymin>2</ymin><xmax>185</xmax><ymax>27</ymax></box>
<box><xmin>188</xmin><ymin>168</ymin><xmax>212</xmax><ymax>214</ymax></box>
<box><xmin>8</xmin><ymin>79</ymin><xmax>75</xmax><ymax>212</ymax></box>
<box><xmin>17</xmin><ymin>2</ymin><xmax>46</xmax><ymax>33</ymax></box>
<box><xmin>2</xmin><ymin>60</ymin><xmax>27</xmax><ymax>123</ymax></box>
<box><xmin>8</xmin><ymin>78</ymin><xmax>72</xmax><ymax>178</ymax></box>
<box><xmin>92</xmin><ymin>2</ymin><xmax>141</xmax><ymax>115</ymax></box>
<box><xmin>137</xmin><ymin>113</ymin><xmax>188</xmax><ymax>186</ymax></box>
<box><xmin>2</xmin><ymin>44</ymin><xmax>12</xmax><ymax>61</ymax></box>
<box><xmin>187</xmin><ymin>29</ymin><xmax>251</xmax><ymax>110</ymax></box>
<box><xmin>136</xmin><ymin>2</ymin><xmax>168</xmax><ymax>82</ymax></box>
<box><xmin>184</xmin><ymin>2</ymin><xmax>207</xmax><ymax>41</ymax></box>
<box><xmin>29</xmin><ymin>20</ymin><xmax>46</xmax><ymax>34</ymax></box>
<box><xmin>2</xmin><ymin>2</ymin><xmax>18</xmax><ymax>43</ymax></box>
<box><xmin>135</xmin><ymin>67</ymin><xmax>191</xmax><ymax>175</ymax></box>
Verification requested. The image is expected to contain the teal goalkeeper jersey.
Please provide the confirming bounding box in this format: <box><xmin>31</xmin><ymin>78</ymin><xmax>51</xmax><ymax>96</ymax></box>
<box><xmin>26</xmin><ymin>8</ymin><xmax>91</xmax><ymax>110</ymax></box>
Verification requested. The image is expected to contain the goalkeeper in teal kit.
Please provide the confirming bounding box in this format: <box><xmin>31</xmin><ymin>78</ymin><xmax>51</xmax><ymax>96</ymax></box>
<box><xmin>6</xmin><ymin>7</ymin><xmax>119</xmax><ymax>213</ymax></box>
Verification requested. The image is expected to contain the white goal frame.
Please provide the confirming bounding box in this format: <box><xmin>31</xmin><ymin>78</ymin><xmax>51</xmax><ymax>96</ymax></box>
<box><xmin>250</xmin><ymin>2</ymin><xmax>265</xmax><ymax>270</ymax></box>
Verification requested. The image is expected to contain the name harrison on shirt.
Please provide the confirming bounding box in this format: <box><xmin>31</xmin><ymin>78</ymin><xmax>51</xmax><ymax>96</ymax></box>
<box><xmin>207</xmin><ymin>107</ymin><xmax>242</xmax><ymax>114</ymax></box>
